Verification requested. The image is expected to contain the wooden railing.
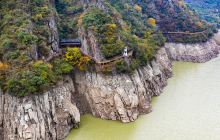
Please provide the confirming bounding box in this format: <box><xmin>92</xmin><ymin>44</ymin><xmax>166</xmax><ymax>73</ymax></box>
<box><xmin>163</xmin><ymin>28</ymin><xmax>212</xmax><ymax>43</ymax></box>
<box><xmin>56</xmin><ymin>39</ymin><xmax>133</xmax><ymax>70</ymax></box>
<box><xmin>81</xmin><ymin>49</ymin><xmax>133</xmax><ymax>65</ymax></box>
<box><xmin>163</xmin><ymin>29</ymin><xmax>209</xmax><ymax>35</ymax></box>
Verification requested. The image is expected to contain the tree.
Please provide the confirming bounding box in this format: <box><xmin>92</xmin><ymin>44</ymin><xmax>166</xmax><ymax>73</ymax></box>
<box><xmin>52</xmin><ymin>59</ymin><xmax>73</xmax><ymax>75</ymax></box>
<box><xmin>65</xmin><ymin>48</ymin><xmax>82</xmax><ymax>65</ymax></box>
<box><xmin>7</xmin><ymin>61</ymin><xmax>56</xmax><ymax>97</ymax></box>
<box><xmin>78</xmin><ymin>56</ymin><xmax>91</xmax><ymax>71</ymax></box>
<box><xmin>0</xmin><ymin>62</ymin><xmax>9</xmax><ymax>88</ymax></box>
<box><xmin>0</xmin><ymin>62</ymin><xmax>9</xmax><ymax>71</ymax></box>
<box><xmin>77</xmin><ymin>13</ymin><xmax>85</xmax><ymax>27</ymax></box>
<box><xmin>134</xmin><ymin>4</ymin><xmax>142</xmax><ymax>12</ymax></box>
<box><xmin>64</xmin><ymin>48</ymin><xmax>91</xmax><ymax>71</ymax></box>
<box><xmin>147</xmin><ymin>18</ymin><xmax>156</xmax><ymax>27</ymax></box>
<box><xmin>115</xmin><ymin>60</ymin><xmax>129</xmax><ymax>73</ymax></box>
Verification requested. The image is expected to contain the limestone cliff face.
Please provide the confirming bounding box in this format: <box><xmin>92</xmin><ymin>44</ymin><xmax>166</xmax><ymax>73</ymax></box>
<box><xmin>0</xmin><ymin>47</ymin><xmax>173</xmax><ymax>139</ymax></box>
<box><xmin>214</xmin><ymin>30</ymin><xmax>220</xmax><ymax>45</ymax></box>
<box><xmin>0</xmin><ymin>82</ymin><xmax>80</xmax><ymax>140</ymax></box>
<box><xmin>165</xmin><ymin>38</ymin><xmax>220</xmax><ymax>63</ymax></box>
<box><xmin>0</xmin><ymin>34</ymin><xmax>219</xmax><ymax>139</ymax></box>
<box><xmin>73</xmin><ymin>34</ymin><xmax>220</xmax><ymax>123</ymax></box>
<box><xmin>79</xmin><ymin>28</ymin><xmax>105</xmax><ymax>61</ymax></box>
<box><xmin>74</xmin><ymin>48</ymin><xmax>172</xmax><ymax>122</ymax></box>
<box><xmin>0</xmin><ymin>0</ymin><xmax>219</xmax><ymax>139</ymax></box>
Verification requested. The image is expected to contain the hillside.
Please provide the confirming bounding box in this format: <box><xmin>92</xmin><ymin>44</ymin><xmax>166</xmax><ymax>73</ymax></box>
<box><xmin>0</xmin><ymin>0</ymin><xmax>216</xmax><ymax>97</ymax></box>
<box><xmin>185</xmin><ymin>0</ymin><xmax>220</xmax><ymax>26</ymax></box>
<box><xmin>0</xmin><ymin>1</ymin><xmax>220</xmax><ymax>140</ymax></box>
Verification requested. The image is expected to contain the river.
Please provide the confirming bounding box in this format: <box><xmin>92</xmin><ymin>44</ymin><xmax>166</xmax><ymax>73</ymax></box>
<box><xmin>66</xmin><ymin>57</ymin><xmax>220</xmax><ymax>140</ymax></box>
<box><xmin>66</xmin><ymin>56</ymin><xmax>220</xmax><ymax>140</ymax></box>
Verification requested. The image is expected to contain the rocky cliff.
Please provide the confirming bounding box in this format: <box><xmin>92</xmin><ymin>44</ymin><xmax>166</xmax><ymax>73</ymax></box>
<box><xmin>0</xmin><ymin>81</ymin><xmax>80</xmax><ymax>140</ymax></box>
<box><xmin>165</xmin><ymin>38</ymin><xmax>220</xmax><ymax>63</ymax></box>
<box><xmin>73</xmin><ymin>33</ymin><xmax>220</xmax><ymax>124</ymax></box>
<box><xmin>214</xmin><ymin>30</ymin><xmax>220</xmax><ymax>45</ymax></box>
<box><xmin>0</xmin><ymin>0</ymin><xmax>219</xmax><ymax>139</ymax></box>
<box><xmin>74</xmin><ymin>47</ymin><xmax>172</xmax><ymax>122</ymax></box>
<box><xmin>0</xmin><ymin>33</ymin><xmax>219</xmax><ymax>139</ymax></box>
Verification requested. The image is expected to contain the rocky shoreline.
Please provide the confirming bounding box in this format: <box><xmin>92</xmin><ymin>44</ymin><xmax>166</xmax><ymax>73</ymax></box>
<box><xmin>0</xmin><ymin>34</ymin><xmax>219</xmax><ymax>139</ymax></box>
<box><xmin>165</xmin><ymin>39</ymin><xmax>220</xmax><ymax>63</ymax></box>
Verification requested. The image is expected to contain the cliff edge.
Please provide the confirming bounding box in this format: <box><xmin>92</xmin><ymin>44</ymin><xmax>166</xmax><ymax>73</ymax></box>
<box><xmin>0</xmin><ymin>33</ymin><xmax>219</xmax><ymax>139</ymax></box>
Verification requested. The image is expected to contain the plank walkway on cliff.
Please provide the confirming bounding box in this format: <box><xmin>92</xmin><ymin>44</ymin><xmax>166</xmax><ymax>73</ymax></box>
<box><xmin>163</xmin><ymin>29</ymin><xmax>209</xmax><ymax>35</ymax></box>
<box><xmin>59</xmin><ymin>39</ymin><xmax>133</xmax><ymax>69</ymax></box>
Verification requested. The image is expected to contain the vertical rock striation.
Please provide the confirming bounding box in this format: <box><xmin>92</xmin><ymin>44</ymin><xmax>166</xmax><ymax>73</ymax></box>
<box><xmin>165</xmin><ymin>38</ymin><xmax>220</xmax><ymax>62</ymax></box>
<box><xmin>74</xmin><ymin>48</ymin><xmax>172</xmax><ymax>122</ymax></box>
<box><xmin>214</xmin><ymin>30</ymin><xmax>220</xmax><ymax>45</ymax></box>
<box><xmin>0</xmin><ymin>33</ymin><xmax>219</xmax><ymax>139</ymax></box>
<box><xmin>0</xmin><ymin>82</ymin><xmax>80</xmax><ymax>140</ymax></box>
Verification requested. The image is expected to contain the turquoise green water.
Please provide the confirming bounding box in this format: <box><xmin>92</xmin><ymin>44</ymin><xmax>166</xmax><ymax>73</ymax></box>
<box><xmin>66</xmin><ymin>56</ymin><xmax>220</xmax><ymax>140</ymax></box>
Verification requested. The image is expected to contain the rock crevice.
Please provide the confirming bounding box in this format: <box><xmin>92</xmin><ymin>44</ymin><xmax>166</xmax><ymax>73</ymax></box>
<box><xmin>0</xmin><ymin>82</ymin><xmax>80</xmax><ymax>140</ymax></box>
<box><xmin>0</xmin><ymin>35</ymin><xmax>219</xmax><ymax>139</ymax></box>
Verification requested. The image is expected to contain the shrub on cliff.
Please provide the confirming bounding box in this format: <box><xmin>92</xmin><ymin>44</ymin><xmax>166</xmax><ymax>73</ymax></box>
<box><xmin>115</xmin><ymin>60</ymin><xmax>130</xmax><ymax>73</ymax></box>
<box><xmin>7</xmin><ymin>61</ymin><xmax>56</xmax><ymax>96</ymax></box>
<box><xmin>81</xmin><ymin>9</ymin><xmax>127</xmax><ymax>58</ymax></box>
<box><xmin>52</xmin><ymin>59</ymin><xmax>73</xmax><ymax>75</ymax></box>
<box><xmin>82</xmin><ymin>9</ymin><xmax>112</xmax><ymax>29</ymax></box>
<box><xmin>65</xmin><ymin>48</ymin><xmax>91</xmax><ymax>71</ymax></box>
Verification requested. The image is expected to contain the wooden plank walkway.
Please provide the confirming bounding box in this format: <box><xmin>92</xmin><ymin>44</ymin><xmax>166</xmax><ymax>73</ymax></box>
<box><xmin>163</xmin><ymin>29</ymin><xmax>209</xmax><ymax>35</ymax></box>
<box><xmin>57</xmin><ymin>39</ymin><xmax>133</xmax><ymax>70</ymax></box>
<box><xmin>81</xmin><ymin>49</ymin><xmax>133</xmax><ymax>65</ymax></box>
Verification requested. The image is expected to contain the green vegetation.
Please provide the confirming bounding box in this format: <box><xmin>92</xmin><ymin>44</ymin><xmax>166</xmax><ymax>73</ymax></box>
<box><xmin>55</xmin><ymin>0</ymin><xmax>83</xmax><ymax>39</ymax></box>
<box><xmin>64</xmin><ymin>48</ymin><xmax>91</xmax><ymax>71</ymax></box>
<box><xmin>0</xmin><ymin>0</ymin><xmax>74</xmax><ymax>96</ymax></box>
<box><xmin>82</xmin><ymin>9</ymin><xmax>125</xmax><ymax>58</ymax></box>
<box><xmin>7</xmin><ymin>60</ymin><xmax>73</xmax><ymax>97</ymax></box>
<box><xmin>0</xmin><ymin>0</ymin><xmax>216</xmax><ymax>96</ymax></box>
<box><xmin>54</xmin><ymin>0</ymin><xmax>166</xmax><ymax>70</ymax></box>
<box><xmin>115</xmin><ymin>60</ymin><xmax>130</xmax><ymax>73</ymax></box>
<box><xmin>80</xmin><ymin>7</ymin><xmax>163</xmax><ymax>69</ymax></box>
<box><xmin>185</xmin><ymin>0</ymin><xmax>220</xmax><ymax>26</ymax></box>
<box><xmin>8</xmin><ymin>61</ymin><xmax>54</xmax><ymax>96</ymax></box>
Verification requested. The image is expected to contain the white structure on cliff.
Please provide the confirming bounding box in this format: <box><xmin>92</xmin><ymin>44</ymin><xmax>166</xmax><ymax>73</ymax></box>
<box><xmin>123</xmin><ymin>47</ymin><xmax>128</xmax><ymax>57</ymax></box>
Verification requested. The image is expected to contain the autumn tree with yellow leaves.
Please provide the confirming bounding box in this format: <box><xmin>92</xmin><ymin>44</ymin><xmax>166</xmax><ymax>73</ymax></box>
<box><xmin>65</xmin><ymin>48</ymin><xmax>91</xmax><ymax>71</ymax></box>
<box><xmin>134</xmin><ymin>4</ymin><xmax>142</xmax><ymax>12</ymax></box>
<box><xmin>147</xmin><ymin>18</ymin><xmax>157</xmax><ymax>27</ymax></box>
<box><xmin>0</xmin><ymin>61</ymin><xmax>9</xmax><ymax>89</ymax></box>
<box><xmin>0</xmin><ymin>62</ymin><xmax>9</xmax><ymax>71</ymax></box>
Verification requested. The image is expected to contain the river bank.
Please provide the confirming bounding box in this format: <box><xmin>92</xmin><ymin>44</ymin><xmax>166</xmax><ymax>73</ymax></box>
<box><xmin>66</xmin><ymin>32</ymin><xmax>220</xmax><ymax>140</ymax></box>
<box><xmin>0</xmin><ymin>31</ymin><xmax>219</xmax><ymax>139</ymax></box>
<box><xmin>72</xmin><ymin>31</ymin><xmax>220</xmax><ymax>123</ymax></box>
<box><xmin>66</xmin><ymin>56</ymin><xmax>220</xmax><ymax>140</ymax></box>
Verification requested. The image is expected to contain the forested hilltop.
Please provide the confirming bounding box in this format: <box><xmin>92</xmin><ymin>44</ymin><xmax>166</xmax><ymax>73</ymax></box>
<box><xmin>0</xmin><ymin>0</ymin><xmax>217</xmax><ymax>96</ymax></box>
<box><xmin>185</xmin><ymin>0</ymin><xmax>220</xmax><ymax>26</ymax></box>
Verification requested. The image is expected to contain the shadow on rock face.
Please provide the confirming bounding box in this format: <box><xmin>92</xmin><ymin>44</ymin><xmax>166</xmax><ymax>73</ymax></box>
<box><xmin>214</xmin><ymin>30</ymin><xmax>220</xmax><ymax>45</ymax></box>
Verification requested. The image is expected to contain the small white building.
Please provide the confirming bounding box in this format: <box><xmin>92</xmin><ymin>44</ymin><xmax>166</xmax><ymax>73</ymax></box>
<box><xmin>123</xmin><ymin>47</ymin><xmax>128</xmax><ymax>57</ymax></box>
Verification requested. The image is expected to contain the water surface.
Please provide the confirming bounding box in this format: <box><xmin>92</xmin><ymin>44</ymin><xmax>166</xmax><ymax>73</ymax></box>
<box><xmin>66</xmin><ymin>56</ymin><xmax>220</xmax><ymax>140</ymax></box>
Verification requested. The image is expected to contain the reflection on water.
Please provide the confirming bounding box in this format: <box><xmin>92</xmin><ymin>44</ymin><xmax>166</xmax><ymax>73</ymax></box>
<box><xmin>66</xmin><ymin>56</ymin><xmax>220</xmax><ymax>140</ymax></box>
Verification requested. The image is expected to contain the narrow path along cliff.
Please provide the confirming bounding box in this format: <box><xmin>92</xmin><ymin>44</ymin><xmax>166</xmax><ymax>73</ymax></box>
<box><xmin>0</xmin><ymin>30</ymin><xmax>219</xmax><ymax>140</ymax></box>
<box><xmin>1</xmin><ymin>0</ymin><xmax>219</xmax><ymax>139</ymax></box>
<box><xmin>66</xmin><ymin>47</ymin><xmax>220</xmax><ymax>140</ymax></box>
